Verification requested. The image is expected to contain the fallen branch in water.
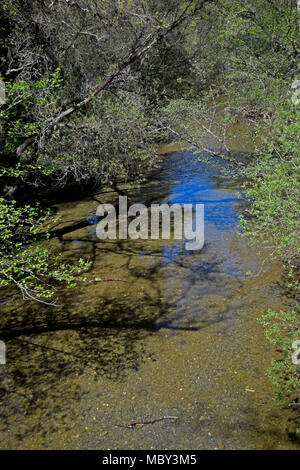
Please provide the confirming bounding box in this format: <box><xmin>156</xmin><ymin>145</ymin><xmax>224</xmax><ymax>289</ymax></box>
<box><xmin>116</xmin><ymin>416</ymin><xmax>178</xmax><ymax>428</ymax></box>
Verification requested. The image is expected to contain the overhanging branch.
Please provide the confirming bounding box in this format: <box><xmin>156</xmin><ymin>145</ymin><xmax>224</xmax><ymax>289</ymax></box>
<box><xmin>16</xmin><ymin>0</ymin><xmax>211</xmax><ymax>157</ymax></box>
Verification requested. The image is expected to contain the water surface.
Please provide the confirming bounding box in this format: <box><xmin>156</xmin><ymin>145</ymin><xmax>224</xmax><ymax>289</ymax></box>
<box><xmin>0</xmin><ymin>149</ymin><xmax>298</xmax><ymax>449</ymax></box>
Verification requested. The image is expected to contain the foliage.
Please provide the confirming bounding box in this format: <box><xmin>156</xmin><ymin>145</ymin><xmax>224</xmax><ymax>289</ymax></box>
<box><xmin>239</xmin><ymin>101</ymin><xmax>300</xmax><ymax>265</ymax></box>
<box><xmin>258</xmin><ymin>308</ymin><xmax>300</xmax><ymax>407</ymax></box>
<box><xmin>0</xmin><ymin>69</ymin><xmax>63</xmax><ymax>178</ymax></box>
<box><xmin>0</xmin><ymin>198</ymin><xmax>90</xmax><ymax>304</ymax></box>
<box><xmin>31</xmin><ymin>91</ymin><xmax>157</xmax><ymax>190</ymax></box>
<box><xmin>239</xmin><ymin>99</ymin><xmax>300</xmax><ymax>416</ymax></box>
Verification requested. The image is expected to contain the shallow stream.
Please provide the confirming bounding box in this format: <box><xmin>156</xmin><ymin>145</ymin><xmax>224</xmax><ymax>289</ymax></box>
<box><xmin>0</xmin><ymin>146</ymin><xmax>298</xmax><ymax>449</ymax></box>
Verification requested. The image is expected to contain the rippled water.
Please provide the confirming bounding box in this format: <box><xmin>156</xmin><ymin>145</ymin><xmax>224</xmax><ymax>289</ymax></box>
<box><xmin>0</xmin><ymin>148</ymin><xmax>298</xmax><ymax>449</ymax></box>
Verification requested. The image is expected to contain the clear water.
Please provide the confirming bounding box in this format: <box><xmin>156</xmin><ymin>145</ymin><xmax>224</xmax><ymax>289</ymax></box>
<box><xmin>0</xmin><ymin>149</ymin><xmax>298</xmax><ymax>449</ymax></box>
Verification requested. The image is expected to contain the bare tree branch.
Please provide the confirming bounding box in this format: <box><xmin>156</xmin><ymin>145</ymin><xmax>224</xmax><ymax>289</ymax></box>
<box><xmin>16</xmin><ymin>0</ymin><xmax>211</xmax><ymax>156</ymax></box>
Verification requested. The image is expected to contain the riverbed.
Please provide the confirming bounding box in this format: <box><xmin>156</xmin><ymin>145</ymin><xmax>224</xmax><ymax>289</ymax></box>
<box><xmin>0</xmin><ymin>146</ymin><xmax>298</xmax><ymax>450</ymax></box>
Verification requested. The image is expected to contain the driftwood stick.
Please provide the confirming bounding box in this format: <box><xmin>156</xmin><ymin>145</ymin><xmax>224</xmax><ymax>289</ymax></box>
<box><xmin>116</xmin><ymin>416</ymin><xmax>178</xmax><ymax>428</ymax></box>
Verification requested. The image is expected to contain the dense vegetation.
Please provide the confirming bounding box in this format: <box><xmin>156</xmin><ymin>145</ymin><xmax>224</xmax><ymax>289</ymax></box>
<box><xmin>0</xmin><ymin>0</ymin><xmax>299</xmax><ymax>432</ymax></box>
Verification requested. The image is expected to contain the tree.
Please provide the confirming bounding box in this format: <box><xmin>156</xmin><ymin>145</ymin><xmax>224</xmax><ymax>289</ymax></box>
<box><xmin>0</xmin><ymin>0</ymin><xmax>214</xmax><ymax>303</ymax></box>
<box><xmin>1</xmin><ymin>0</ymin><xmax>212</xmax><ymax>196</ymax></box>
